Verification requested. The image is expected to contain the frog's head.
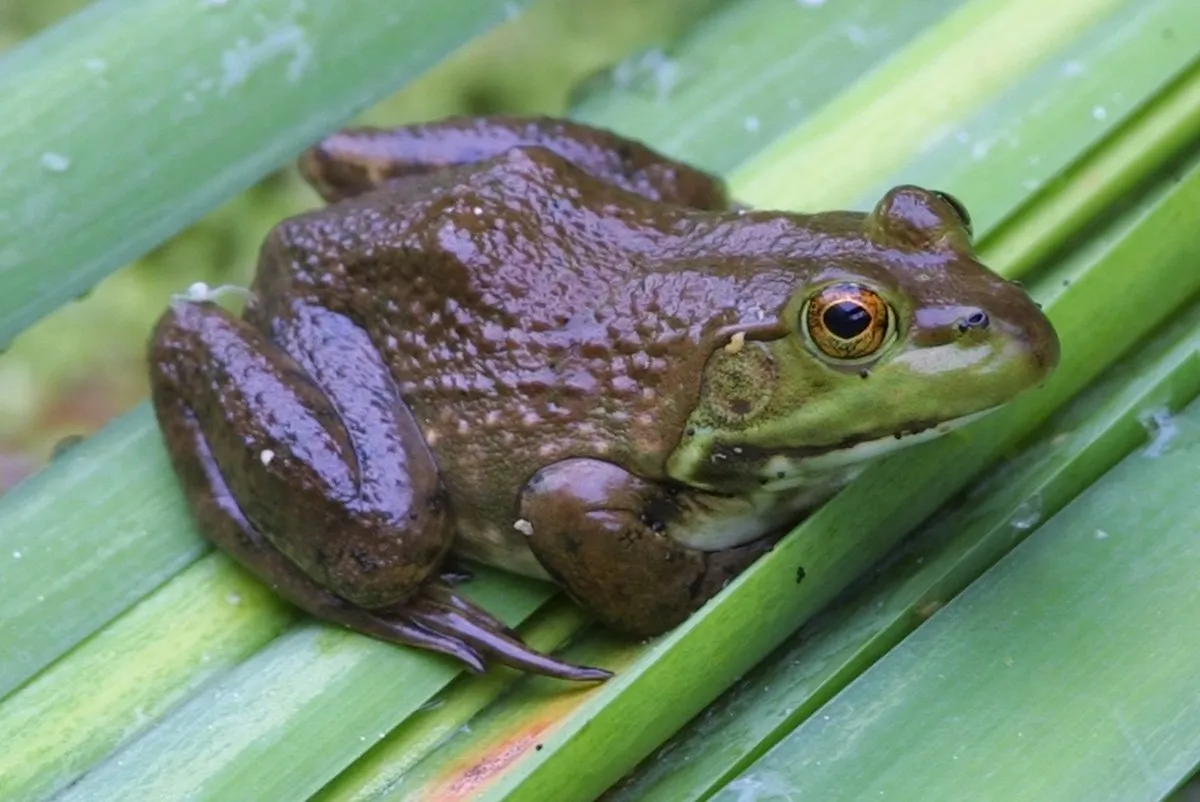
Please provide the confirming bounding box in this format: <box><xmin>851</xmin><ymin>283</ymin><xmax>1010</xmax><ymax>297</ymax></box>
<box><xmin>669</xmin><ymin>185</ymin><xmax>1059</xmax><ymax>493</ymax></box>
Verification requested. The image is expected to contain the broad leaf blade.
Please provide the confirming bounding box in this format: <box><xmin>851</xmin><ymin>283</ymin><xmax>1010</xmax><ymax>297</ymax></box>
<box><xmin>0</xmin><ymin>0</ymin><xmax>529</xmax><ymax>350</ymax></box>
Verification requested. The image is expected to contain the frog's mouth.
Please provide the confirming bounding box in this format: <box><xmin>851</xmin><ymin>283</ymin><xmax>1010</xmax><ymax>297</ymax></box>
<box><xmin>753</xmin><ymin>405</ymin><xmax>998</xmax><ymax>494</ymax></box>
<box><xmin>666</xmin><ymin>406</ymin><xmax>1000</xmax><ymax>554</ymax></box>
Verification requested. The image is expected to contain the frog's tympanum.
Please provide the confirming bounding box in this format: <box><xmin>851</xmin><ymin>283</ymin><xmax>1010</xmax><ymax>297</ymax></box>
<box><xmin>149</xmin><ymin>117</ymin><xmax>1059</xmax><ymax>681</ymax></box>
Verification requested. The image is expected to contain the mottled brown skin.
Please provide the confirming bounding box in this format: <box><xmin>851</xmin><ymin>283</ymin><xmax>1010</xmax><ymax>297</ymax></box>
<box><xmin>148</xmin><ymin>116</ymin><xmax>1059</xmax><ymax>680</ymax></box>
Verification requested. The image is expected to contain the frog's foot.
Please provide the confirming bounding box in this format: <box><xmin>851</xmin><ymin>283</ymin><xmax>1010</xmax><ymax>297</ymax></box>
<box><xmin>298</xmin><ymin>116</ymin><xmax>729</xmax><ymax>210</ymax></box>
<box><xmin>362</xmin><ymin>581</ymin><xmax>612</xmax><ymax>682</ymax></box>
<box><xmin>518</xmin><ymin>459</ymin><xmax>781</xmax><ymax>638</ymax></box>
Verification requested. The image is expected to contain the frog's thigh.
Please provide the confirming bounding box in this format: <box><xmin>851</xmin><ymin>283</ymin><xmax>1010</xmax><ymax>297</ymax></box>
<box><xmin>299</xmin><ymin>116</ymin><xmax>729</xmax><ymax>210</ymax></box>
<box><xmin>518</xmin><ymin>458</ymin><xmax>775</xmax><ymax>637</ymax></box>
<box><xmin>153</xmin><ymin>301</ymin><xmax>453</xmax><ymax>602</ymax></box>
<box><xmin>148</xmin><ymin>307</ymin><xmax>394</xmax><ymax>619</ymax></box>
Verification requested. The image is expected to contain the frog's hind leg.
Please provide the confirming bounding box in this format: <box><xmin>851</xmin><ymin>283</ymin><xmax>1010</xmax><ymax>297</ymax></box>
<box><xmin>299</xmin><ymin>115</ymin><xmax>730</xmax><ymax>211</ymax></box>
<box><xmin>149</xmin><ymin>300</ymin><xmax>608</xmax><ymax>681</ymax></box>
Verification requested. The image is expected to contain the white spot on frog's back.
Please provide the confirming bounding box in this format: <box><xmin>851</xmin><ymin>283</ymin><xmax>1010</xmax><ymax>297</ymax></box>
<box><xmin>259</xmin><ymin>449</ymin><xmax>275</xmax><ymax>467</ymax></box>
<box><xmin>424</xmin><ymin>428</ymin><xmax>441</xmax><ymax>447</ymax></box>
<box><xmin>513</xmin><ymin>519</ymin><xmax>534</xmax><ymax>536</ymax></box>
<box><xmin>172</xmin><ymin>281</ymin><xmax>253</xmax><ymax>306</ymax></box>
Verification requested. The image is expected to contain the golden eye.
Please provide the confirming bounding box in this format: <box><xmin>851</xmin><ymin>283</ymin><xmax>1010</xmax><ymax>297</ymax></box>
<box><xmin>803</xmin><ymin>283</ymin><xmax>892</xmax><ymax>361</ymax></box>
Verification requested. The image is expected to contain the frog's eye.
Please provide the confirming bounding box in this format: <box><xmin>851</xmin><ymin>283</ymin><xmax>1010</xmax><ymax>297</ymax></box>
<box><xmin>802</xmin><ymin>283</ymin><xmax>893</xmax><ymax>362</ymax></box>
<box><xmin>932</xmin><ymin>190</ymin><xmax>973</xmax><ymax>238</ymax></box>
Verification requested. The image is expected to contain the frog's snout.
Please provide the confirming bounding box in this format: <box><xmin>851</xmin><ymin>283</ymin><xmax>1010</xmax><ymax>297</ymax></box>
<box><xmin>1018</xmin><ymin>306</ymin><xmax>1061</xmax><ymax>378</ymax></box>
<box><xmin>982</xmin><ymin>297</ymin><xmax>1061</xmax><ymax>390</ymax></box>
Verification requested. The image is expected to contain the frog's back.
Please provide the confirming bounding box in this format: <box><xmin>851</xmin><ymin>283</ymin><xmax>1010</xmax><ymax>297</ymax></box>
<box><xmin>253</xmin><ymin>147</ymin><xmax>752</xmax><ymax>574</ymax></box>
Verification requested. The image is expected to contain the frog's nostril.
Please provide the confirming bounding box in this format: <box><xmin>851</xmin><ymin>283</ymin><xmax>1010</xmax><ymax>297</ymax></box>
<box><xmin>956</xmin><ymin>310</ymin><xmax>990</xmax><ymax>333</ymax></box>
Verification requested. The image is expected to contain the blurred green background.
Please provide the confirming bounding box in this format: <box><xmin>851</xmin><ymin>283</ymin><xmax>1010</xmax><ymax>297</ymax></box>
<box><xmin>0</xmin><ymin>0</ymin><xmax>723</xmax><ymax>490</ymax></box>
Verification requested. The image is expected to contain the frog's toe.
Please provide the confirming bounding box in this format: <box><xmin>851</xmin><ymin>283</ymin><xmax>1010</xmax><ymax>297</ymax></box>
<box><xmin>424</xmin><ymin>581</ymin><xmax>518</xmax><ymax>639</ymax></box>
<box><xmin>351</xmin><ymin>612</ymin><xmax>488</xmax><ymax>674</ymax></box>
<box><xmin>391</xmin><ymin>585</ymin><xmax>611</xmax><ymax>682</ymax></box>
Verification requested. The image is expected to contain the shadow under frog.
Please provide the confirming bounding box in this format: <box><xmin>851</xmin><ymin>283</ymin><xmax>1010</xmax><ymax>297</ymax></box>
<box><xmin>148</xmin><ymin>116</ymin><xmax>1059</xmax><ymax>681</ymax></box>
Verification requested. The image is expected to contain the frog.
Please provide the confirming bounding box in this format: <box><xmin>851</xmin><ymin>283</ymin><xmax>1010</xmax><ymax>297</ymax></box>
<box><xmin>148</xmin><ymin>116</ymin><xmax>1059</xmax><ymax>682</ymax></box>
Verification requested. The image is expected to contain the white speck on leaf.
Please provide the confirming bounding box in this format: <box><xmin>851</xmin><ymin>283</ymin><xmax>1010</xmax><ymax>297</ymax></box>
<box><xmin>40</xmin><ymin>152</ymin><xmax>70</xmax><ymax>172</ymax></box>
<box><xmin>1092</xmin><ymin>105</ymin><xmax>1107</xmax><ymax>120</ymax></box>
<box><xmin>1010</xmin><ymin>496</ymin><xmax>1042</xmax><ymax>530</ymax></box>
<box><xmin>219</xmin><ymin>18</ymin><xmax>311</xmax><ymax>94</ymax></box>
<box><xmin>743</xmin><ymin>115</ymin><xmax>760</xmax><ymax>133</ymax></box>
<box><xmin>1095</xmin><ymin>529</ymin><xmax>1109</xmax><ymax>540</ymax></box>
<box><xmin>226</xmin><ymin>592</ymin><xmax>242</xmax><ymax>605</ymax></box>
<box><xmin>12</xmin><ymin>550</ymin><xmax>21</xmax><ymax>559</ymax></box>
<box><xmin>611</xmin><ymin>49</ymin><xmax>686</xmax><ymax>103</ymax></box>
<box><xmin>1139</xmin><ymin>406</ymin><xmax>1178</xmax><ymax>457</ymax></box>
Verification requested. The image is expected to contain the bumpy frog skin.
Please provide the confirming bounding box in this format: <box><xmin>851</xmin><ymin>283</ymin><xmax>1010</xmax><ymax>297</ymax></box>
<box><xmin>148</xmin><ymin>116</ymin><xmax>1059</xmax><ymax>681</ymax></box>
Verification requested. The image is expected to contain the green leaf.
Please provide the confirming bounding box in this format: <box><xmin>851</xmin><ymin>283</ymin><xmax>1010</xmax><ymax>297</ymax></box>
<box><xmin>715</xmin><ymin>344</ymin><xmax>1200</xmax><ymax>802</ymax></box>
<box><xmin>611</xmin><ymin>245</ymin><xmax>1200</xmax><ymax>802</ymax></box>
<box><xmin>0</xmin><ymin>0</ymin><xmax>529</xmax><ymax>350</ymax></box>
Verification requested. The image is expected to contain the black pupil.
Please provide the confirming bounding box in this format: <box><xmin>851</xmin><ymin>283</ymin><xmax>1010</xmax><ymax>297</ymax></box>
<box><xmin>823</xmin><ymin>301</ymin><xmax>871</xmax><ymax>339</ymax></box>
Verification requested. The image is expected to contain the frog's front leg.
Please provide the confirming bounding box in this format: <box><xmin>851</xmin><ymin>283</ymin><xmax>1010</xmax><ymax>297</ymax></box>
<box><xmin>518</xmin><ymin>459</ymin><xmax>780</xmax><ymax>637</ymax></box>
<box><xmin>298</xmin><ymin>115</ymin><xmax>730</xmax><ymax>211</ymax></box>
<box><xmin>148</xmin><ymin>300</ymin><xmax>609</xmax><ymax>681</ymax></box>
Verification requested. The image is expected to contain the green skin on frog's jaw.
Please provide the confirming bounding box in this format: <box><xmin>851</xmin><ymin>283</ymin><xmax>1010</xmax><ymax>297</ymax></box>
<box><xmin>148</xmin><ymin>116</ymin><xmax>1060</xmax><ymax>682</ymax></box>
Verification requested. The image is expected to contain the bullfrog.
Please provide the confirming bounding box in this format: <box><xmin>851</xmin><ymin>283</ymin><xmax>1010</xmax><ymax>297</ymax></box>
<box><xmin>148</xmin><ymin>116</ymin><xmax>1059</xmax><ymax>682</ymax></box>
